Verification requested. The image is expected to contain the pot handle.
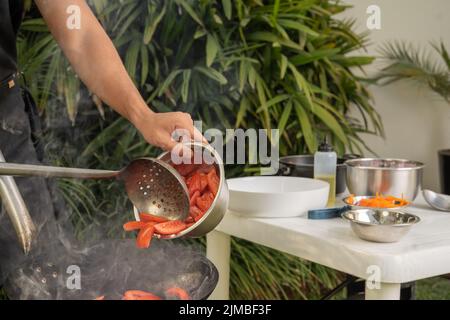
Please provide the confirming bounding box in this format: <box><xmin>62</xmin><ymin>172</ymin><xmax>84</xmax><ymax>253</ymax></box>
<box><xmin>342</xmin><ymin>154</ymin><xmax>361</xmax><ymax>160</ymax></box>
<box><xmin>307</xmin><ymin>205</ymin><xmax>352</xmax><ymax>220</ymax></box>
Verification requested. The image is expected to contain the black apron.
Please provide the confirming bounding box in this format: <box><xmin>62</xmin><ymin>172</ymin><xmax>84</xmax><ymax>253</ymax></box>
<box><xmin>0</xmin><ymin>0</ymin><xmax>23</xmax><ymax>82</ymax></box>
<box><xmin>0</xmin><ymin>0</ymin><xmax>74</xmax><ymax>289</ymax></box>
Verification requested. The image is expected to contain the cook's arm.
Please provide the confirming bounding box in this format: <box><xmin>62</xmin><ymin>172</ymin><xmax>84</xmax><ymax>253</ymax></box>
<box><xmin>35</xmin><ymin>0</ymin><xmax>200</xmax><ymax>151</ymax></box>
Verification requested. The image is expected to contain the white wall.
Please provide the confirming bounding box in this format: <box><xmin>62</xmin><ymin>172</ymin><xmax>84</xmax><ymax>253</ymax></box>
<box><xmin>338</xmin><ymin>0</ymin><xmax>450</xmax><ymax>191</ymax></box>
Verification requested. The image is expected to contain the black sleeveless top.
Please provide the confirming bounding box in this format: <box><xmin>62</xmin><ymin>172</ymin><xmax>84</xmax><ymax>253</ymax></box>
<box><xmin>0</xmin><ymin>0</ymin><xmax>24</xmax><ymax>81</ymax></box>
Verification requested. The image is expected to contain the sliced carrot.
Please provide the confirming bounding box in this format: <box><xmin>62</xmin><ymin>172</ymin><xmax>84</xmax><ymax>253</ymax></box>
<box><xmin>94</xmin><ymin>295</ymin><xmax>105</xmax><ymax>300</ymax></box>
<box><xmin>355</xmin><ymin>194</ymin><xmax>410</xmax><ymax>208</ymax></box>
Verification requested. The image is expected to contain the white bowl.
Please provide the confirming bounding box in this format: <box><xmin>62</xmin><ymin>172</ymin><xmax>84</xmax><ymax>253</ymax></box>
<box><xmin>227</xmin><ymin>176</ymin><xmax>329</xmax><ymax>218</ymax></box>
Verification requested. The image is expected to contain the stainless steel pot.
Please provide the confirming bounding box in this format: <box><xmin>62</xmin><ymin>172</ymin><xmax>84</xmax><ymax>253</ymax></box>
<box><xmin>345</xmin><ymin>158</ymin><xmax>424</xmax><ymax>202</ymax></box>
<box><xmin>279</xmin><ymin>154</ymin><xmax>360</xmax><ymax>194</ymax></box>
<box><xmin>135</xmin><ymin>142</ymin><xmax>229</xmax><ymax>239</ymax></box>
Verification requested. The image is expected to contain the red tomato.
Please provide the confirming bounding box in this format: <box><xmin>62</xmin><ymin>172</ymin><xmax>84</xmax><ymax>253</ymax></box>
<box><xmin>200</xmin><ymin>174</ymin><xmax>208</xmax><ymax>191</ymax></box>
<box><xmin>207</xmin><ymin>169</ymin><xmax>220</xmax><ymax>196</ymax></box>
<box><xmin>189</xmin><ymin>205</ymin><xmax>203</xmax><ymax>220</ymax></box>
<box><xmin>196</xmin><ymin>191</ymin><xmax>215</xmax><ymax>213</ymax></box>
<box><xmin>190</xmin><ymin>191</ymin><xmax>201</xmax><ymax>206</ymax></box>
<box><xmin>165</xmin><ymin>287</ymin><xmax>190</xmax><ymax>300</ymax></box>
<box><xmin>186</xmin><ymin>172</ymin><xmax>208</xmax><ymax>195</ymax></box>
<box><xmin>154</xmin><ymin>220</ymin><xmax>187</xmax><ymax>235</ymax></box>
<box><xmin>172</xmin><ymin>163</ymin><xmax>198</xmax><ymax>177</ymax></box>
<box><xmin>123</xmin><ymin>221</ymin><xmax>147</xmax><ymax>232</ymax></box>
<box><xmin>139</xmin><ymin>213</ymin><xmax>168</xmax><ymax>223</ymax></box>
<box><xmin>123</xmin><ymin>290</ymin><xmax>162</xmax><ymax>300</ymax></box>
<box><xmin>195</xmin><ymin>163</ymin><xmax>215</xmax><ymax>174</ymax></box>
<box><xmin>136</xmin><ymin>224</ymin><xmax>155</xmax><ymax>249</ymax></box>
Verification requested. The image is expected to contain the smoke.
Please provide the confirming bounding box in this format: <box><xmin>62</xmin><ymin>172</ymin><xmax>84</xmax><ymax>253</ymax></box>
<box><xmin>5</xmin><ymin>236</ymin><xmax>216</xmax><ymax>300</ymax></box>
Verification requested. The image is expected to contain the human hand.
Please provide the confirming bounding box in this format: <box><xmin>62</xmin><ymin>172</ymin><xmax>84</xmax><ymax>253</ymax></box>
<box><xmin>133</xmin><ymin>109</ymin><xmax>205</xmax><ymax>152</ymax></box>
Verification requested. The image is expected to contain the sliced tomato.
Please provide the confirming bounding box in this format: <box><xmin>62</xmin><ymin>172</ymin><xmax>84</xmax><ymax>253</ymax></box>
<box><xmin>139</xmin><ymin>212</ymin><xmax>168</xmax><ymax>223</ymax></box>
<box><xmin>123</xmin><ymin>290</ymin><xmax>162</xmax><ymax>300</ymax></box>
<box><xmin>123</xmin><ymin>221</ymin><xmax>147</xmax><ymax>232</ymax></box>
<box><xmin>136</xmin><ymin>224</ymin><xmax>155</xmax><ymax>249</ymax></box>
<box><xmin>172</xmin><ymin>163</ymin><xmax>198</xmax><ymax>177</ymax></box>
<box><xmin>186</xmin><ymin>172</ymin><xmax>201</xmax><ymax>195</ymax></box>
<box><xmin>131</xmin><ymin>295</ymin><xmax>163</xmax><ymax>300</ymax></box>
<box><xmin>186</xmin><ymin>172</ymin><xmax>208</xmax><ymax>195</ymax></box>
<box><xmin>200</xmin><ymin>174</ymin><xmax>208</xmax><ymax>191</ymax></box>
<box><xmin>189</xmin><ymin>205</ymin><xmax>203</xmax><ymax>220</ymax></box>
<box><xmin>207</xmin><ymin>169</ymin><xmax>220</xmax><ymax>196</ymax></box>
<box><xmin>190</xmin><ymin>191</ymin><xmax>201</xmax><ymax>206</ymax></box>
<box><xmin>194</xmin><ymin>212</ymin><xmax>204</xmax><ymax>222</ymax></box>
<box><xmin>154</xmin><ymin>220</ymin><xmax>187</xmax><ymax>235</ymax></box>
<box><xmin>195</xmin><ymin>163</ymin><xmax>215</xmax><ymax>174</ymax></box>
<box><xmin>196</xmin><ymin>191</ymin><xmax>215</xmax><ymax>213</ymax></box>
<box><xmin>165</xmin><ymin>287</ymin><xmax>190</xmax><ymax>300</ymax></box>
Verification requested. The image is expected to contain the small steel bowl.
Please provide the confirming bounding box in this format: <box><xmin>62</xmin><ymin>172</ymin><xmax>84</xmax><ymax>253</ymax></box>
<box><xmin>341</xmin><ymin>209</ymin><xmax>420</xmax><ymax>243</ymax></box>
<box><xmin>345</xmin><ymin>158</ymin><xmax>424</xmax><ymax>202</ymax></box>
<box><xmin>342</xmin><ymin>195</ymin><xmax>410</xmax><ymax>210</ymax></box>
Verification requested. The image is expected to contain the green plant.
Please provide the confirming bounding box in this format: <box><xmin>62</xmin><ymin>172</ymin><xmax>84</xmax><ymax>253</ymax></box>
<box><xmin>16</xmin><ymin>0</ymin><xmax>382</xmax><ymax>299</ymax></box>
<box><xmin>20</xmin><ymin>0</ymin><xmax>382</xmax><ymax>155</ymax></box>
<box><xmin>375</xmin><ymin>41</ymin><xmax>450</xmax><ymax>103</ymax></box>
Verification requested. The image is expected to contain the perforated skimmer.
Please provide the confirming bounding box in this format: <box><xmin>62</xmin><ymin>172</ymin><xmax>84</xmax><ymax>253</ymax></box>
<box><xmin>0</xmin><ymin>158</ymin><xmax>190</xmax><ymax>221</ymax></box>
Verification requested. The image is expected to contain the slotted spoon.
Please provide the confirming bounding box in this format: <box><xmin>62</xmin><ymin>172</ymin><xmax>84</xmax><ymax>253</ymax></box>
<box><xmin>0</xmin><ymin>159</ymin><xmax>190</xmax><ymax>221</ymax></box>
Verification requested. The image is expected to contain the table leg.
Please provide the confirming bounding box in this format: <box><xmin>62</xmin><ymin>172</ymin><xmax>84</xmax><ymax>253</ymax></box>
<box><xmin>206</xmin><ymin>230</ymin><xmax>231</xmax><ymax>300</ymax></box>
<box><xmin>365</xmin><ymin>282</ymin><xmax>401</xmax><ymax>300</ymax></box>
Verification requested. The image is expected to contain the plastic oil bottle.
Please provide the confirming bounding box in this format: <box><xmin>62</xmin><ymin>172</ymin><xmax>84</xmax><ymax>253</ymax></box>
<box><xmin>314</xmin><ymin>139</ymin><xmax>337</xmax><ymax>207</ymax></box>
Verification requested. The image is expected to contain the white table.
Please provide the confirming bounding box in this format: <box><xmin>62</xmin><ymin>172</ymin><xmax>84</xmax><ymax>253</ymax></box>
<box><xmin>206</xmin><ymin>194</ymin><xmax>450</xmax><ymax>300</ymax></box>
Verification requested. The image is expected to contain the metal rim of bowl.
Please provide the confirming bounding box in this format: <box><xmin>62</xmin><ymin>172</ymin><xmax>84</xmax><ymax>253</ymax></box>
<box><xmin>341</xmin><ymin>210</ymin><xmax>421</xmax><ymax>227</ymax></box>
<box><xmin>344</xmin><ymin>158</ymin><xmax>425</xmax><ymax>171</ymax></box>
<box><xmin>279</xmin><ymin>155</ymin><xmax>347</xmax><ymax>168</ymax></box>
<box><xmin>227</xmin><ymin>176</ymin><xmax>330</xmax><ymax>195</ymax></box>
<box><xmin>154</xmin><ymin>141</ymin><xmax>225</xmax><ymax>239</ymax></box>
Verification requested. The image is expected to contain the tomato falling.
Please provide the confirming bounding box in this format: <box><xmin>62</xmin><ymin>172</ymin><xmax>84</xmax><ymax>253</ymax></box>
<box><xmin>123</xmin><ymin>164</ymin><xmax>220</xmax><ymax>249</ymax></box>
<box><xmin>95</xmin><ymin>287</ymin><xmax>190</xmax><ymax>300</ymax></box>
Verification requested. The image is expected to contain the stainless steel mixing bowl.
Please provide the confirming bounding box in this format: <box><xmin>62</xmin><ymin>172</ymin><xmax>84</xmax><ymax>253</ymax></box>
<box><xmin>345</xmin><ymin>158</ymin><xmax>424</xmax><ymax>202</ymax></box>
<box><xmin>342</xmin><ymin>209</ymin><xmax>420</xmax><ymax>243</ymax></box>
<box><xmin>135</xmin><ymin>142</ymin><xmax>229</xmax><ymax>239</ymax></box>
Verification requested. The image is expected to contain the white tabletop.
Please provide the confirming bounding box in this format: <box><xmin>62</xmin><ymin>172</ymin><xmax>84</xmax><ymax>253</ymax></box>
<box><xmin>215</xmin><ymin>194</ymin><xmax>450</xmax><ymax>283</ymax></box>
